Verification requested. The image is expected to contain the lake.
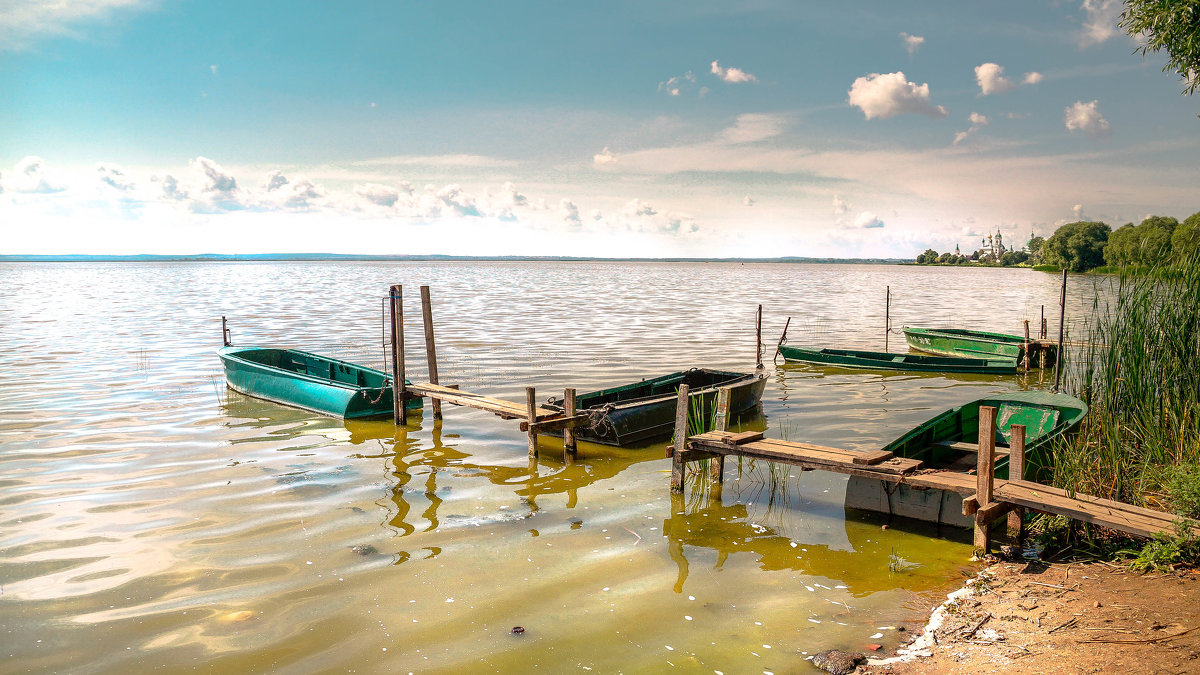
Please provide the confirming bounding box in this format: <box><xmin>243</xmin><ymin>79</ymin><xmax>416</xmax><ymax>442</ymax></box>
<box><xmin>0</xmin><ymin>261</ymin><xmax>1093</xmax><ymax>673</ymax></box>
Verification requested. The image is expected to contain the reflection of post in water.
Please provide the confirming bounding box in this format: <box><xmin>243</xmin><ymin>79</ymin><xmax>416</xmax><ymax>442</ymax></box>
<box><xmin>422</xmin><ymin>467</ymin><xmax>442</xmax><ymax>532</ymax></box>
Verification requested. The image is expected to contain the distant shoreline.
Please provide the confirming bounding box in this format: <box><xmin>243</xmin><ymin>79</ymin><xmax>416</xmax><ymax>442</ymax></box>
<box><xmin>0</xmin><ymin>253</ymin><xmax>910</xmax><ymax>264</ymax></box>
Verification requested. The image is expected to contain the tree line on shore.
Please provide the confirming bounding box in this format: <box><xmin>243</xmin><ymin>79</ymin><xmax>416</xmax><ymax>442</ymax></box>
<box><xmin>915</xmin><ymin>210</ymin><xmax>1200</xmax><ymax>273</ymax></box>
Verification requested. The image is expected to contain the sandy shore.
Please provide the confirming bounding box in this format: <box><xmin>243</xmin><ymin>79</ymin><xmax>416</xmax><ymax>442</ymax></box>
<box><xmin>856</xmin><ymin>560</ymin><xmax>1200</xmax><ymax>674</ymax></box>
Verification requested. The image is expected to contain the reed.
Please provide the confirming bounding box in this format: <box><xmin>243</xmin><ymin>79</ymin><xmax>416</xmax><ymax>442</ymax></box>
<box><xmin>1052</xmin><ymin>251</ymin><xmax>1200</xmax><ymax>517</ymax></box>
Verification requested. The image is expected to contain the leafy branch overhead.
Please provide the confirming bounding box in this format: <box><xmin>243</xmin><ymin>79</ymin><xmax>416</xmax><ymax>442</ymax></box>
<box><xmin>1120</xmin><ymin>0</ymin><xmax>1200</xmax><ymax>95</ymax></box>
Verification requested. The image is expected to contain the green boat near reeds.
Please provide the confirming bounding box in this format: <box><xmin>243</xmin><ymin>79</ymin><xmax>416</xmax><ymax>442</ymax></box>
<box><xmin>903</xmin><ymin>326</ymin><xmax>1058</xmax><ymax>366</ymax></box>
<box><xmin>218</xmin><ymin>346</ymin><xmax>423</xmax><ymax>419</ymax></box>
<box><xmin>777</xmin><ymin>344</ymin><xmax>1017</xmax><ymax>375</ymax></box>
<box><xmin>545</xmin><ymin>368</ymin><xmax>767</xmax><ymax>447</ymax></box>
<box><xmin>881</xmin><ymin>390</ymin><xmax>1087</xmax><ymax>481</ymax></box>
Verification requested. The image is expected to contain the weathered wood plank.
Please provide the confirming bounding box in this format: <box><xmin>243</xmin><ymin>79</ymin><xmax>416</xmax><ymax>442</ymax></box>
<box><xmin>975</xmin><ymin>405</ymin><xmax>998</xmax><ymax>552</ymax></box>
<box><xmin>519</xmin><ymin>413</ymin><xmax>590</xmax><ymax>433</ymax></box>
<box><xmin>420</xmin><ymin>285</ymin><xmax>442</xmax><ymax>420</ymax></box>
<box><xmin>407</xmin><ymin>382</ymin><xmax>559</xmax><ymax>420</ymax></box>
<box><xmin>563</xmin><ymin>387</ymin><xmax>577</xmax><ymax>457</ymax></box>
<box><xmin>936</xmin><ymin>440</ymin><xmax>1010</xmax><ymax>456</ymax></box>
<box><xmin>671</xmin><ymin>385</ymin><xmax>690</xmax><ymax>493</ymax></box>
<box><xmin>1008</xmin><ymin>425</ymin><xmax>1027</xmax><ymax>538</ymax></box>
<box><xmin>996</xmin><ymin>480</ymin><xmax>1200</xmax><ymax>539</ymax></box>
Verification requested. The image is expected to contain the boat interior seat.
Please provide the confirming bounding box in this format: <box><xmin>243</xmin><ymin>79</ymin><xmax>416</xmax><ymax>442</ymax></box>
<box><xmin>995</xmin><ymin>403</ymin><xmax>1060</xmax><ymax>444</ymax></box>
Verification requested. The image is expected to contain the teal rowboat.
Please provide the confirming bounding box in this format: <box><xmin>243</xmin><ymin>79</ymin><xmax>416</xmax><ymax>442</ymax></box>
<box><xmin>903</xmin><ymin>326</ymin><xmax>1058</xmax><ymax>366</ymax></box>
<box><xmin>880</xmin><ymin>390</ymin><xmax>1087</xmax><ymax>481</ymax></box>
<box><xmin>546</xmin><ymin>368</ymin><xmax>768</xmax><ymax>447</ymax></box>
<box><xmin>777</xmin><ymin>344</ymin><xmax>1017</xmax><ymax>374</ymax></box>
<box><xmin>218</xmin><ymin>346</ymin><xmax>423</xmax><ymax>419</ymax></box>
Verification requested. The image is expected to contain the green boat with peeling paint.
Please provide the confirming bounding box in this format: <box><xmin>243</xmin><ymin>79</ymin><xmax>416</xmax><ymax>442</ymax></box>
<box><xmin>903</xmin><ymin>326</ymin><xmax>1058</xmax><ymax>366</ymax></box>
<box><xmin>777</xmin><ymin>344</ymin><xmax>1017</xmax><ymax>374</ymax></box>
<box><xmin>218</xmin><ymin>346</ymin><xmax>422</xmax><ymax>419</ymax></box>
<box><xmin>880</xmin><ymin>390</ymin><xmax>1087</xmax><ymax>481</ymax></box>
<box><xmin>546</xmin><ymin>368</ymin><xmax>768</xmax><ymax>447</ymax></box>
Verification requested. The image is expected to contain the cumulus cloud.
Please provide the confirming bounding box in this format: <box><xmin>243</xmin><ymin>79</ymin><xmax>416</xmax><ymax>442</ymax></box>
<box><xmin>953</xmin><ymin>112</ymin><xmax>990</xmax><ymax>145</ymax></box>
<box><xmin>593</xmin><ymin>147</ymin><xmax>617</xmax><ymax>166</ymax></box>
<box><xmin>855</xmin><ymin>211</ymin><xmax>885</xmax><ymax>229</ymax></box>
<box><xmin>743</xmin><ymin>195</ymin><xmax>755</xmax><ymax>207</ymax></box>
<box><xmin>975</xmin><ymin>63</ymin><xmax>1015</xmax><ymax>96</ymax></box>
<box><xmin>832</xmin><ymin>194</ymin><xmax>849</xmax><ymax>216</ymax></box>
<box><xmin>560</xmin><ymin>199</ymin><xmax>581</xmax><ymax>226</ymax></box>
<box><xmin>721</xmin><ymin>113</ymin><xmax>786</xmax><ymax>144</ymax></box>
<box><xmin>96</xmin><ymin>163</ymin><xmax>135</xmax><ymax>192</ymax></box>
<box><xmin>1023</xmin><ymin>71</ymin><xmax>1044</xmax><ymax>85</ymax></box>
<box><xmin>263</xmin><ymin>170</ymin><xmax>288</xmax><ymax>192</ymax></box>
<box><xmin>355</xmin><ymin>183</ymin><xmax>401</xmax><ymax>207</ymax></box>
<box><xmin>847</xmin><ymin>71</ymin><xmax>948</xmax><ymax>119</ymax></box>
<box><xmin>7</xmin><ymin>156</ymin><xmax>65</xmax><ymax>193</ymax></box>
<box><xmin>151</xmin><ymin>174</ymin><xmax>187</xmax><ymax>201</ymax></box>
<box><xmin>900</xmin><ymin>32</ymin><xmax>924</xmax><ymax>56</ymax></box>
<box><xmin>710</xmin><ymin>60</ymin><xmax>758</xmax><ymax>84</ymax></box>
<box><xmin>658</xmin><ymin>71</ymin><xmax>697</xmax><ymax>96</ymax></box>
<box><xmin>0</xmin><ymin>0</ymin><xmax>155</xmax><ymax>52</ymax></box>
<box><xmin>626</xmin><ymin>199</ymin><xmax>657</xmax><ymax>217</ymax></box>
<box><xmin>188</xmin><ymin>156</ymin><xmax>245</xmax><ymax>211</ymax></box>
<box><xmin>1073</xmin><ymin>204</ymin><xmax>1086</xmax><ymax>219</ymax></box>
<box><xmin>1078</xmin><ymin>0</ymin><xmax>1121</xmax><ymax>47</ymax></box>
<box><xmin>210</xmin><ymin>64</ymin><xmax>218</xmax><ymax>76</ymax></box>
<box><xmin>1064</xmin><ymin>100</ymin><xmax>1112</xmax><ymax>137</ymax></box>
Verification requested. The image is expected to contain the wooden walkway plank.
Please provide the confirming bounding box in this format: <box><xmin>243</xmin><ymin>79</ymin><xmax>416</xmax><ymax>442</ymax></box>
<box><xmin>997</xmin><ymin>480</ymin><xmax>1200</xmax><ymax>539</ymax></box>
<box><xmin>407</xmin><ymin>382</ymin><xmax>561</xmax><ymax>420</ymax></box>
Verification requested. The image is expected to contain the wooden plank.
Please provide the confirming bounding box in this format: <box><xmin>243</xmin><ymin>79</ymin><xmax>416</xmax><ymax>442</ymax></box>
<box><xmin>526</xmin><ymin>387</ymin><xmax>538</xmax><ymax>458</ymax></box>
<box><xmin>977</xmin><ymin>499</ymin><xmax>1015</xmax><ymax>524</ymax></box>
<box><xmin>519</xmin><ymin>413</ymin><xmax>590</xmax><ymax>433</ymax></box>
<box><xmin>671</xmin><ymin>385</ymin><xmax>690</xmax><ymax>493</ymax></box>
<box><xmin>752</xmin><ymin>439</ymin><xmax>894</xmax><ymax>466</ymax></box>
<box><xmin>975</xmin><ymin>405</ymin><xmax>998</xmax><ymax>552</ymax></box>
<box><xmin>936</xmin><ymin>440</ymin><xmax>1010</xmax><ymax>456</ymax></box>
<box><xmin>714</xmin><ymin>387</ymin><xmax>731</xmax><ymax>432</ymax></box>
<box><xmin>419</xmin><ymin>286</ymin><xmax>442</xmax><ymax>420</ymax></box>
<box><xmin>691</xmin><ymin>438</ymin><xmax>917</xmax><ymax>476</ymax></box>
<box><xmin>691</xmin><ymin>430</ymin><xmax>765</xmax><ymax>446</ymax></box>
<box><xmin>563</xmin><ymin>388</ymin><xmax>577</xmax><ymax>457</ymax></box>
<box><xmin>905</xmin><ymin>471</ymin><xmax>977</xmax><ymax>494</ymax></box>
<box><xmin>407</xmin><ymin>382</ymin><xmax>559</xmax><ymax>420</ymax></box>
<box><xmin>996</xmin><ymin>480</ymin><xmax>1200</xmax><ymax>539</ymax></box>
<box><xmin>1008</xmin><ymin>425</ymin><xmax>1027</xmax><ymax>538</ymax></box>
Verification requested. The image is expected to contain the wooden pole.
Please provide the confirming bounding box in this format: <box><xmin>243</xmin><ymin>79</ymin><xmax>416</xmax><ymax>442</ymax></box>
<box><xmin>710</xmin><ymin>387</ymin><xmax>729</xmax><ymax>486</ymax></box>
<box><xmin>1022</xmin><ymin>319</ymin><xmax>1031</xmax><ymax>372</ymax></box>
<box><xmin>1040</xmin><ymin>305</ymin><xmax>1047</xmax><ymax>339</ymax></box>
<box><xmin>389</xmin><ymin>285</ymin><xmax>406</xmax><ymax>425</ymax></box>
<box><xmin>974</xmin><ymin>405</ymin><xmax>998</xmax><ymax>554</ymax></box>
<box><xmin>221</xmin><ymin>316</ymin><xmax>231</xmax><ymax>347</ymax></box>
<box><xmin>1053</xmin><ymin>269</ymin><xmax>1067</xmax><ymax>392</ymax></box>
<box><xmin>419</xmin><ymin>286</ymin><xmax>442</xmax><ymax>420</ymax></box>
<box><xmin>526</xmin><ymin>386</ymin><xmax>538</xmax><ymax>458</ymax></box>
<box><xmin>773</xmin><ymin>317</ymin><xmax>791</xmax><ymax>364</ymax></box>
<box><xmin>670</xmin><ymin>384</ymin><xmax>690</xmax><ymax>493</ymax></box>
<box><xmin>563</xmin><ymin>388</ymin><xmax>577</xmax><ymax>460</ymax></box>
<box><xmin>885</xmin><ymin>286</ymin><xmax>890</xmax><ymax>351</ymax></box>
<box><xmin>1007</xmin><ymin>424</ymin><xmax>1026</xmax><ymax>541</ymax></box>
<box><xmin>755</xmin><ymin>304</ymin><xmax>763</xmax><ymax>369</ymax></box>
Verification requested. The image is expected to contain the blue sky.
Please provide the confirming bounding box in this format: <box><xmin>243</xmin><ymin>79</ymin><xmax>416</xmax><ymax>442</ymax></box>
<box><xmin>2</xmin><ymin>1</ymin><xmax>1197</xmax><ymax>257</ymax></box>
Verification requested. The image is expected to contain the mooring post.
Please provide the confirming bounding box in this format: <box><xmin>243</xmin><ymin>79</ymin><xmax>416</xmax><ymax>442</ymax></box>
<box><xmin>221</xmin><ymin>316</ymin><xmax>231</xmax><ymax>347</ymax></box>
<box><xmin>670</xmin><ymin>384</ymin><xmax>690</xmax><ymax>493</ymax></box>
<box><xmin>1053</xmin><ymin>269</ymin><xmax>1067</xmax><ymax>392</ymax></box>
<box><xmin>563</xmin><ymin>387</ymin><xmax>577</xmax><ymax>460</ymax></box>
<box><xmin>389</xmin><ymin>285</ymin><xmax>407</xmax><ymax>425</ymax></box>
<box><xmin>773</xmin><ymin>316</ymin><xmax>791</xmax><ymax>364</ymax></box>
<box><xmin>755</xmin><ymin>304</ymin><xmax>763</xmax><ymax>369</ymax></box>
<box><xmin>526</xmin><ymin>386</ymin><xmax>539</xmax><ymax>458</ymax></box>
<box><xmin>419</xmin><ymin>286</ymin><xmax>442</xmax><ymax>420</ymax></box>
<box><xmin>710</xmin><ymin>386</ymin><xmax>730</xmax><ymax>487</ymax></box>
<box><xmin>885</xmin><ymin>286</ymin><xmax>890</xmax><ymax>351</ymax></box>
<box><xmin>1007</xmin><ymin>424</ymin><xmax>1027</xmax><ymax>542</ymax></box>
<box><xmin>1022</xmin><ymin>319</ymin><xmax>1031</xmax><ymax>372</ymax></box>
<box><xmin>1040</xmin><ymin>306</ymin><xmax>1047</xmax><ymax>339</ymax></box>
<box><xmin>974</xmin><ymin>405</ymin><xmax>998</xmax><ymax>554</ymax></box>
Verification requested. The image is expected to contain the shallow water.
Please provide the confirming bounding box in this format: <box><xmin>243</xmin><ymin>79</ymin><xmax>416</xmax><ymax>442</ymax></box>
<box><xmin>0</xmin><ymin>261</ymin><xmax>1094</xmax><ymax>672</ymax></box>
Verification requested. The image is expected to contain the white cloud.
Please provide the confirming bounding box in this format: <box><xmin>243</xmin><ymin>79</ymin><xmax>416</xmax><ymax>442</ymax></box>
<box><xmin>263</xmin><ymin>170</ymin><xmax>288</xmax><ymax>192</ymax></box>
<box><xmin>96</xmin><ymin>163</ymin><xmax>134</xmax><ymax>192</ymax></box>
<box><xmin>210</xmin><ymin>64</ymin><xmax>219</xmax><ymax>76</ymax></box>
<box><xmin>854</xmin><ymin>211</ymin><xmax>885</xmax><ymax>229</ymax></box>
<box><xmin>710</xmin><ymin>60</ymin><xmax>758</xmax><ymax>84</ymax></box>
<box><xmin>953</xmin><ymin>112</ymin><xmax>990</xmax><ymax>145</ymax></box>
<box><xmin>1064</xmin><ymin>100</ymin><xmax>1112</xmax><ymax>137</ymax></box>
<box><xmin>0</xmin><ymin>0</ymin><xmax>154</xmax><ymax>52</ymax></box>
<box><xmin>900</xmin><ymin>33</ymin><xmax>924</xmax><ymax>56</ymax></box>
<box><xmin>658</xmin><ymin>71</ymin><xmax>697</xmax><ymax>96</ymax></box>
<box><xmin>626</xmin><ymin>199</ymin><xmax>657</xmax><ymax>217</ymax></box>
<box><xmin>1073</xmin><ymin>204</ymin><xmax>1086</xmax><ymax>219</ymax></box>
<box><xmin>355</xmin><ymin>183</ymin><xmax>401</xmax><ymax>207</ymax></box>
<box><xmin>6</xmin><ymin>156</ymin><xmax>65</xmax><ymax>193</ymax></box>
<box><xmin>1078</xmin><ymin>0</ymin><xmax>1121</xmax><ymax>47</ymax></box>
<box><xmin>560</xmin><ymin>199</ymin><xmax>581</xmax><ymax>226</ymax></box>
<box><xmin>1023</xmin><ymin>71</ymin><xmax>1044</xmax><ymax>85</ymax></box>
<box><xmin>975</xmin><ymin>63</ymin><xmax>1015</xmax><ymax>96</ymax></box>
<box><xmin>744</xmin><ymin>195</ymin><xmax>755</xmax><ymax>207</ymax></box>
<box><xmin>593</xmin><ymin>147</ymin><xmax>618</xmax><ymax>166</ymax></box>
<box><xmin>832</xmin><ymin>194</ymin><xmax>849</xmax><ymax>215</ymax></box>
<box><xmin>721</xmin><ymin>113</ymin><xmax>786</xmax><ymax>144</ymax></box>
<box><xmin>151</xmin><ymin>174</ymin><xmax>187</xmax><ymax>201</ymax></box>
<box><xmin>847</xmin><ymin>71</ymin><xmax>948</xmax><ymax>119</ymax></box>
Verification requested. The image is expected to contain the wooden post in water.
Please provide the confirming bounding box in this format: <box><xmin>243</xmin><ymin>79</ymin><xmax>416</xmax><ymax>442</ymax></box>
<box><xmin>1022</xmin><ymin>320</ymin><xmax>1031</xmax><ymax>372</ymax></box>
<box><xmin>221</xmin><ymin>316</ymin><xmax>231</xmax><ymax>347</ymax></box>
<box><xmin>1054</xmin><ymin>270</ymin><xmax>1067</xmax><ymax>392</ymax></box>
<box><xmin>526</xmin><ymin>386</ymin><xmax>539</xmax><ymax>458</ymax></box>
<box><xmin>563</xmin><ymin>388</ymin><xmax>577</xmax><ymax>460</ymax></box>
<box><xmin>710</xmin><ymin>387</ymin><xmax>730</xmax><ymax>486</ymax></box>
<box><xmin>755</xmin><ymin>304</ymin><xmax>763</xmax><ymax>369</ymax></box>
<box><xmin>1040</xmin><ymin>306</ymin><xmax>1047</xmax><ymax>339</ymax></box>
<box><xmin>389</xmin><ymin>285</ymin><xmax>407</xmax><ymax>425</ymax></box>
<box><xmin>670</xmin><ymin>384</ymin><xmax>690</xmax><ymax>493</ymax></box>
<box><xmin>974</xmin><ymin>405</ymin><xmax>998</xmax><ymax>554</ymax></box>
<box><xmin>773</xmin><ymin>316</ymin><xmax>791</xmax><ymax>364</ymax></box>
<box><xmin>419</xmin><ymin>286</ymin><xmax>442</xmax><ymax>420</ymax></box>
<box><xmin>885</xmin><ymin>286</ymin><xmax>890</xmax><ymax>351</ymax></box>
<box><xmin>1007</xmin><ymin>424</ymin><xmax>1027</xmax><ymax>542</ymax></box>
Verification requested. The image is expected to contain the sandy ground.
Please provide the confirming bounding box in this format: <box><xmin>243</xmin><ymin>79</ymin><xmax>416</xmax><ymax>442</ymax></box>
<box><xmin>859</xmin><ymin>560</ymin><xmax>1200</xmax><ymax>675</ymax></box>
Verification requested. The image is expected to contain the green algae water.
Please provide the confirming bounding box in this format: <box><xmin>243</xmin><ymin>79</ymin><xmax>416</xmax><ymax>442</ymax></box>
<box><xmin>0</xmin><ymin>262</ymin><xmax>1095</xmax><ymax>672</ymax></box>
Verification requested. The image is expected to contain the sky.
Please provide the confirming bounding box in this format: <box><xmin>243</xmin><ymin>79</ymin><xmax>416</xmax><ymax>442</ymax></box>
<box><xmin>1</xmin><ymin>1</ymin><xmax>1198</xmax><ymax>258</ymax></box>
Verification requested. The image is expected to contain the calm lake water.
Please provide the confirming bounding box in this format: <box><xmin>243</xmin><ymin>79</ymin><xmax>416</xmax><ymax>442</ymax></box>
<box><xmin>0</xmin><ymin>261</ymin><xmax>1095</xmax><ymax>673</ymax></box>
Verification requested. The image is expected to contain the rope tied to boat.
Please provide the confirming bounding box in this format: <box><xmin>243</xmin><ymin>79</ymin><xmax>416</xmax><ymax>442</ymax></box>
<box><xmin>363</xmin><ymin>375</ymin><xmax>391</xmax><ymax>405</ymax></box>
<box><xmin>586</xmin><ymin>402</ymin><xmax>617</xmax><ymax>436</ymax></box>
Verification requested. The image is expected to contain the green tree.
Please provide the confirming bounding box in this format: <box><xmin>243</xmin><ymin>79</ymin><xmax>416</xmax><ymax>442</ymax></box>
<box><xmin>1174</xmin><ymin>211</ymin><xmax>1200</xmax><ymax>261</ymax></box>
<box><xmin>938</xmin><ymin>252</ymin><xmax>954</xmax><ymax>264</ymax></box>
<box><xmin>1001</xmin><ymin>250</ymin><xmax>1030</xmax><ymax>266</ymax></box>
<box><xmin>1027</xmin><ymin>235</ymin><xmax>1045</xmax><ymax>259</ymax></box>
<box><xmin>1120</xmin><ymin>0</ymin><xmax>1200</xmax><ymax>95</ymax></box>
<box><xmin>1104</xmin><ymin>216</ymin><xmax>1178</xmax><ymax>267</ymax></box>
<box><xmin>1042</xmin><ymin>221</ymin><xmax>1111</xmax><ymax>272</ymax></box>
<box><xmin>917</xmin><ymin>248</ymin><xmax>938</xmax><ymax>264</ymax></box>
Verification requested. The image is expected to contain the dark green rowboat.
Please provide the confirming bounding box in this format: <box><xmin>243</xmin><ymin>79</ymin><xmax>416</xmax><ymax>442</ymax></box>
<box><xmin>880</xmin><ymin>390</ymin><xmax>1087</xmax><ymax>480</ymax></box>
<box><xmin>218</xmin><ymin>346</ymin><xmax>423</xmax><ymax>419</ymax></box>
<box><xmin>545</xmin><ymin>368</ymin><xmax>768</xmax><ymax>447</ymax></box>
<box><xmin>903</xmin><ymin>327</ymin><xmax>1058</xmax><ymax>366</ymax></box>
<box><xmin>777</xmin><ymin>344</ymin><xmax>1017</xmax><ymax>374</ymax></box>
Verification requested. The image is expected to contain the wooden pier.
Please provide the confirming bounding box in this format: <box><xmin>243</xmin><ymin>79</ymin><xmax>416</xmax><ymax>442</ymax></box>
<box><xmin>667</xmin><ymin>386</ymin><xmax>1200</xmax><ymax>554</ymax></box>
<box><xmin>386</xmin><ymin>284</ymin><xmax>589</xmax><ymax>460</ymax></box>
